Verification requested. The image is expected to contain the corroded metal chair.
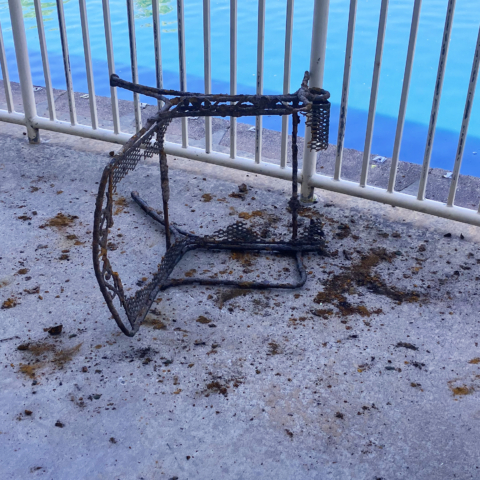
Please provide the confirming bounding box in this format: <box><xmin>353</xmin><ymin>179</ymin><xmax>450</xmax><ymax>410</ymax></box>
<box><xmin>93</xmin><ymin>72</ymin><xmax>330</xmax><ymax>336</ymax></box>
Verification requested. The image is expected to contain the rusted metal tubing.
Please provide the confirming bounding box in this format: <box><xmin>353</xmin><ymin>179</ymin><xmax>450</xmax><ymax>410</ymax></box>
<box><xmin>93</xmin><ymin>75</ymin><xmax>330</xmax><ymax>336</ymax></box>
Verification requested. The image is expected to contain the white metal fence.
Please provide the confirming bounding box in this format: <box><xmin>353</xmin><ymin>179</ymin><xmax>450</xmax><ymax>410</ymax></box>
<box><xmin>0</xmin><ymin>0</ymin><xmax>479</xmax><ymax>226</ymax></box>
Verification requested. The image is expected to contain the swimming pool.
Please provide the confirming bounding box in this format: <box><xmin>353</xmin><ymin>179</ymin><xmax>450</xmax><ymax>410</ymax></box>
<box><xmin>0</xmin><ymin>0</ymin><xmax>479</xmax><ymax>176</ymax></box>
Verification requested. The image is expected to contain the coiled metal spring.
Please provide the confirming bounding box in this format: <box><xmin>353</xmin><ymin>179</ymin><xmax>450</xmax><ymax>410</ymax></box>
<box><xmin>306</xmin><ymin>98</ymin><xmax>330</xmax><ymax>152</ymax></box>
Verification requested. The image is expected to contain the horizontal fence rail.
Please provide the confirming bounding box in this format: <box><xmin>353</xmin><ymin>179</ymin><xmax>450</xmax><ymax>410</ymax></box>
<box><xmin>0</xmin><ymin>0</ymin><xmax>479</xmax><ymax>227</ymax></box>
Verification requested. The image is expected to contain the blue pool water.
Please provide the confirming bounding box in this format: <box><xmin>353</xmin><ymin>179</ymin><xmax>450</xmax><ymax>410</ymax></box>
<box><xmin>0</xmin><ymin>0</ymin><xmax>479</xmax><ymax>176</ymax></box>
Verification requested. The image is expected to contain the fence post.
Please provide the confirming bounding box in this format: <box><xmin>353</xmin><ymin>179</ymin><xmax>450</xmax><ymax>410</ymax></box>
<box><xmin>301</xmin><ymin>0</ymin><xmax>329</xmax><ymax>202</ymax></box>
<box><xmin>8</xmin><ymin>0</ymin><xmax>39</xmax><ymax>143</ymax></box>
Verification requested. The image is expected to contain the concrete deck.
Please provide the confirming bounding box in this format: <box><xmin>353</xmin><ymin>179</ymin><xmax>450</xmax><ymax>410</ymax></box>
<box><xmin>1</xmin><ymin>103</ymin><xmax>480</xmax><ymax>479</ymax></box>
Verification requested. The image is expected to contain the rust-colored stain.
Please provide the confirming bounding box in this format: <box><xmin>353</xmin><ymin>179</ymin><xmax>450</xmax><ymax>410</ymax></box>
<box><xmin>201</xmin><ymin>193</ymin><xmax>213</xmax><ymax>202</ymax></box>
<box><xmin>17</xmin><ymin>268</ymin><xmax>29</xmax><ymax>275</ymax></box>
<box><xmin>41</xmin><ymin>213</ymin><xmax>78</xmax><ymax>229</ymax></box>
<box><xmin>196</xmin><ymin>316</ymin><xmax>211</xmax><ymax>324</ymax></box>
<box><xmin>0</xmin><ymin>278</ymin><xmax>12</xmax><ymax>289</ymax></box>
<box><xmin>338</xmin><ymin>304</ymin><xmax>382</xmax><ymax>317</ymax></box>
<box><xmin>451</xmin><ymin>386</ymin><xmax>473</xmax><ymax>396</ymax></box>
<box><xmin>297</xmin><ymin>207</ymin><xmax>321</xmax><ymax>219</ymax></box>
<box><xmin>206</xmin><ymin>380</ymin><xmax>228</xmax><ymax>396</ymax></box>
<box><xmin>312</xmin><ymin>308</ymin><xmax>334</xmax><ymax>319</ymax></box>
<box><xmin>28</xmin><ymin>343</ymin><xmax>55</xmax><ymax>356</ymax></box>
<box><xmin>238</xmin><ymin>211</ymin><xmax>263</xmax><ymax>220</ymax></box>
<box><xmin>229</xmin><ymin>192</ymin><xmax>245</xmax><ymax>200</ymax></box>
<box><xmin>267</xmin><ymin>342</ymin><xmax>280</xmax><ymax>356</ymax></box>
<box><xmin>19</xmin><ymin>363</ymin><xmax>43</xmax><ymax>379</ymax></box>
<box><xmin>114</xmin><ymin>197</ymin><xmax>128</xmax><ymax>215</ymax></box>
<box><xmin>185</xmin><ymin>269</ymin><xmax>197</xmax><ymax>278</ymax></box>
<box><xmin>230</xmin><ymin>251</ymin><xmax>254</xmax><ymax>267</ymax></box>
<box><xmin>52</xmin><ymin>344</ymin><xmax>82</xmax><ymax>367</ymax></box>
<box><xmin>314</xmin><ymin>248</ymin><xmax>420</xmax><ymax>317</ymax></box>
<box><xmin>468</xmin><ymin>358</ymin><xmax>480</xmax><ymax>364</ymax></box>
<box><xmin>1</xmin><ymin>297</ymin><xmax>18</xmax><ymax>309</ymax></box>
<box><xmin>18</xmin><ymin>342</ymin><xmax>82</xmax><ymax>378</ymax></box>
<box><xmin>24</xmin><ymin>286</ymin><xmax>40</xmax><ymax>295</ymax></box>
<box><xmin>203</xmin><ymin>377</ymin><xmax>243</xmax><ymax>397</ymax></box>
<box><xmin>143</xmin><ymin>316</ymin><xmax>167</xmax><ymax>330</ymax></box>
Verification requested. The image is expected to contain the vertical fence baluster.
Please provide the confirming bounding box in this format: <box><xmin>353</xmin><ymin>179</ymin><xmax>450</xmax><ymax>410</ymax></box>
<box><xmin>152</xmin><ymin>0</ymin><xmax>163</xmax><ymax>110</ymax></box>
<box><xmin>447</xmin><ymin>26</ymin><xmax>480</xmax><ymax>207</ymax></box>
<box><xmin>79</xmin><ymin>0</ymin><xmax>98</xmax><ymax>129</ymax></box>
<box><xmin>0</xmin><ymin>18</ymin><xmax>14</xmax><ymax>113</ymax></box>
<box><xmin>300</xmin><ymin>0</ymin><xmax>329</xmax><ymax>202</ymax></box>
<box><xmin>126</xmin><ymin>0</ymin><xmax>142</xmax><ymax>132</ymax></box>
<box><xmin>387</xmin><ymin>0</ymin><xmax>422</xmax><ymax>193</ymax></box>
<box><xmin>8</xmin><ymin>0</ymin><xmax>39</xmax><ymax>142</ymax></box>
<box><xmin>334</xmin><ymin>0</ymin><xmax>357</xmax><ymax>181</ymax></box>
<box><xmin>229</xmin><ymin>0</ymin><xmax>237</xmax><ymax>159</ymax></box>
<box><xmin>33</xmin><ymin>0</ymin><xmax>56</xmax><ymax>121</ymax></box>
<box><xmin>359</xmin><ymin>0</ymin><xmax>388</xmax><ymax>188</ymax></box>
<box><xmin>177</xmin><ymin>0</ymin><xmax>188</xmax><ymax>148</ymax></box>
<box><xmin>102</xmin><ymin>0</ymin><xmax>121</xmax><ymax>134</ymax></box>
<box><xmin>255</xmin><ymin>0</ymin><xmax>265</xmax><ymax>164</ymax></box>
<box><xmin>203</xmin><ymin>0</ymin><xmax>212</xmax><ymax>153</ymax></box>
<box><xmin>417</xmin><ymin>0</ymin><xmax>456</xmax><ymax>201</ymax></box>
<box><xmin>56</xmin><ymin>0</ymin><xmax>77</xmax><ymax>126</ymax></box>
<box><xmin>280</xmin><ymin>0</ymin><xmax>294</xmax><ymax>169</ymax></box>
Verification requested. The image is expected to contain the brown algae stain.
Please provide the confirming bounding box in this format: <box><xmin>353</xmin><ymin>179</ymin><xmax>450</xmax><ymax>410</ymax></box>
<box><xmin>19</xmin><ymin>364</ymin><xmax>43</xmax><ymax>379</ymax></box>
<box><xmin>451</xmin><ymin>386</ymin><xmax>473</xmax><ymax>396</ymax></box>
<box><xmin>204</xmin><ymin>377</ymin><xmax>243</xmax><ymax>397</ymax></box>
<box><xmin>297</xmin><ymin>207</ymin><xmax>321</xmax><ymax>219</ymax></box>
<box><xmin>196</xmin><ymin>316</ymin><xmax>211</xmax><ymax>324</ymax></box>
<box><xmin>267</xmin><ymin>342</ymin><xmax>280</xmax><ymax>356</ymax></box>
<box><xmin>311</xmin><ymin>308</ymin><xmax>335</xmax><ymax>319</ymax></box>
<box><xmin>18</xmin><ymin>342</ymin><xmax>82</xmax><ymax>378</ymax></box>
<box><xmin>238</xmin><ymin>211</ymin><xmax>263</xmax><ymax>220</ymax></box>
<box><xmin>314</xmin><ymin>248</ymin><xmax>420</xmax><ymax>317</ymax></box>
<box><xmin>2</xmin><ymin>297</ymin><xmax>18</xmax><ymax>309</ymax></box>
<box><xmin>206</xmin><ymin>381</ymin><xmax>228</xmax><ymax>396</ymax></box>
<box><xmin>230</xmin><ymin>251</ymin><xmax>254</xmax><ymax>267</ymax></box>
<box><xmin>28</xmin><ymin>343</ymin><xmax>55</xmax><ymax>356</ymax></box>
<box><xmin>0</xmin><ymin>277</ymin><xmax>12</xmax><ymax>289</ymax></box>
<box><xmin>53</xmin><ymin>344</ymin><xmax>82</xmax><ymax>367</ymax></box>
<box><xmin>114</xmin><ymin>197</ymin><xmax>128</xmax><ymax>215</ymax></box>
<box><xmin>143</xmin><ymin>315</ymin><xmax>167</xmax><ymax>330</ymax></box>
<box><xmin>41</xmin><ymin>213</ymin><xmax>79</xmax><ymax>229</ymax></box>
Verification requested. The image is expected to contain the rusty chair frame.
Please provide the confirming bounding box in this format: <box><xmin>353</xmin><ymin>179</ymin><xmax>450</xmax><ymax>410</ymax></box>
<box><xmin>93</xmin><ymin>72</ymin><xmax>330</xmax><ymax>336</ymax></box>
